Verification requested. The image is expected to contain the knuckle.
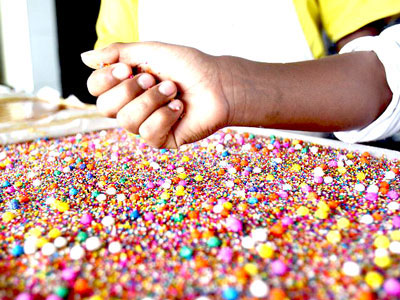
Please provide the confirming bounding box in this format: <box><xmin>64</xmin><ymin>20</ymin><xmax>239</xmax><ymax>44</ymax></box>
<box><xmin>96</xmin><ymin>95</ymin><xmax>114</xmax><ymax>118</ymax></box>
<box><xmin>116</xmin><ymin>110</ymin><xmax>138</xmax><ymax>134</ymax></box>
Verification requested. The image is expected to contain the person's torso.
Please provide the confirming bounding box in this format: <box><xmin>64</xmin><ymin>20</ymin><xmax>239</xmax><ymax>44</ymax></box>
<box><xmin>138</xmin><ymin>0</ymin><xmax>314</xmax><ymax>63</ymax></box>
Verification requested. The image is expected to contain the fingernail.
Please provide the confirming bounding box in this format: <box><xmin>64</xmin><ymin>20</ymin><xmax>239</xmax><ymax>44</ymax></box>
<box><xmin>112</xmin><ymin>64</ymin><xmax>130</xmax><ymax>80</ymax></box>
<box><xmin>80</xmin><ymin>50</ymin><xmax>95</xmax><ymax>59</ymax></box>
<box><xmin>137</xmin><ymin>73</ymin><xmax>155</xmax><ymax>89</ymax></box>
<box><xmin>159</xmin><ymin>81</ymin><xmax>176</xmax><ymax>96</ymax></box>
<box><xmin>80</xmin><ymin>50</ymin><xmax>97</xmax><ymax>68</ymax></box>
<box><xmin>168</xmin><ymin>100</ymin><xmax>181</xmax><ymax>111</ymax></box>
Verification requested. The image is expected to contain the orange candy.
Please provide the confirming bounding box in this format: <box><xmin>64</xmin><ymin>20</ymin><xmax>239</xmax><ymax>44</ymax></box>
<box><xmin>269</xmin><ymin>288</ymin><xmax>286</xmax><ymax>300</ymax></box>
<box><xmin>356</xmin><ymin>290</ymin><xmax>375</xmax><ymax>300</ymax></box>
<box><xmin>74</xmin><ymin>278</ymin><xmax>89</xmax><ymax>294</ymax></box>
<box><xmin>270</xmin><ymin>223</ymin><xmax>285</xmax><ymax>237</ymax></box>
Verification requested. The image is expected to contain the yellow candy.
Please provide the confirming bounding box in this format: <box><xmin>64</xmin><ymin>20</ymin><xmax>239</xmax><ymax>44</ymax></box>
<box><xmin>175</xmin><ymin>190</ymin><xmax>185</xmax><ymax>197</ymax></box>
<box><xmin>160</xmin><ymin>155</ymin><xmax>168</xmax><ymax>161</ymax></box>
<box><xmin>314</xmin><ymin>209</ymin><xmax>328</xmax><ymax>219</ymax></box>
<box><xmin>258</xmin><ymin>244</ymin><xmax>274</xmax><ymax>259</ymax></box>
<box><xmin>48</xmin><ymin>228</ymin><xmax>61</xmax><ymax>239</ymax></box>
<box><xmin>36</xmin><ymin>237</ymin><xmax>48</xmax><ymax>248</ymax></box>
<box><xmin>292</xmin><ymin>140</ymin><xmax>300</xmax><ymax>145</ymax></box>
<box><xmin>29</xmin><ymin>227</ymin><xmax>42</xmax><ymax>237</ymax></box>
<box><xmin>244</xmin><ymin>263</ymin><xmax>258</xmax><ymax>276</ymax></box>
<box><xmin>2</xmin><ymin>211</ymin><xmax>15</xmax><ymax>223</ymax></box>
<box><xmin>194</xmin><ymin>175</ymin><xmax>203</xmax><ymax>182</ymax></box>
<box><xmin>356</xmin><ymin>172</ymin><xmax>366</xmax><ymax>181</ymax></box>
<box><xmin>97</xmin><ymin>181</ymin><xmax>106</xmax><ymax>187</ymax></box>
<box><xmin>291</xmin><ymin>164</ymin><xmax>301</xmax><ymax>172</ymax></box>
<box><xmin>178</xmin><ymin>173</ymin><xmax>187</xmax><ymax>180</ymax></box>
<box><xmin>265</xmin><ymin>174</ymin><xmax>275</xmax><ymax>181</ymax></box>
<box><xmin>390</xmin><ymin>230</ymin><xmax>400</xmax><ymax>241</ymax></box>
<box><xmin>326</xmin><ymin>230</ymin><xmax>341</xmax><ymax>244</ymax></box>
<box><xmin>337</xmin><ymin>218</ymin><xmax>350</xmax><ymax>230</ymax></box>
<box><xmin>14</xmin><ymin>181</ymin><xmax>22</xmax><ymax>188</ymax></box>
<box><xmin>365</xmin><ymin>271</ymin><xmax>384</xmax><ymax>289</ymax></box>
<box><xmin>374</xmin><ymin>255</ymin><xmax>391</xmax><ymax>268</ymax></box>
<box><xmin>337</xmin><ymin>166</ymin><xmax>347</xmax><ymax>174</ymax></box>
<box><xmin>223</xmin><ymin>202</ymin><xmax>233</xmax><ymax>210</ymax></box>
<box><xmin>160</xmin><ymin>192</ymin><xmax>170</xmax><ymax>200</ymax></box>
<box><xmin>317</xmin><ymin>201</ymin><xmax>330</xmax><ymax>212</ymax></box>
<box><xmin>296</xmin><ymin>206</ymin><xmax>309</xmax><ymax>216</ymax></box>
<box><xmin>181</xmin><ymin>155</ymin><xmax>190</xmax><ymax>162</ymax></box>
<box><xmin>90</xmin><ymin>296</ymin><xmax>103</xmax><ymax>300</ymax></box>
<box><xmin>56</xmin><ymin>201</ymin><xmax>70</xmax><ymax>213</ymax></box>
<box><xmin>374</xmin><ymin>235</ymin><xmax>390</xmax><ymax>249</ymax></box>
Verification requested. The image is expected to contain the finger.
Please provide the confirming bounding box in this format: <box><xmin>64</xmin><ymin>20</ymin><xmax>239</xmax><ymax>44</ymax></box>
<box><xmin>97</xmin><ymin>73</ymin><xmax>156</xmax><ymax>118</ymax></box>
<box><xmin>116</xmin><ymin>80</ymin><xmax>177</xmax><ymax>134</ymax></box>
<box><xmin>81</xmin><ymin>42</ymin><xmax>179</xmax><ymax>70</ymax></box>
<box><xmin>139</xmin><ymin>100</ymin><xmax>183</xmax><ymax>149</ymax></box>
<box><xmin>87</xmin><ymin>63</ymin><xmax>132</xmax><ymax>96</ymax></box>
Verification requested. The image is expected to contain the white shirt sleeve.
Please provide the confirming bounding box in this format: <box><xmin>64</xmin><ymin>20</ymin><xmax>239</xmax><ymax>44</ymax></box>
<box><xmin>334</xmin><ymin>24</ymin><xmax>400</xmax><ymax>143</ymax></box>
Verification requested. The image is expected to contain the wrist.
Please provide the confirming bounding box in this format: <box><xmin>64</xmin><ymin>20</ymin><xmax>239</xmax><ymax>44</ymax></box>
<box><xmin>215</xmin><ymin>55</ymin><xmax>279</xmax><ymax>128</ymax></box>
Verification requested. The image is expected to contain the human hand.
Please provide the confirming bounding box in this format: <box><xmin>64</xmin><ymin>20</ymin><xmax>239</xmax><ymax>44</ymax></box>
<box><xmin>81</xmin><ymin>42</ymin><xmax>231</xmax><ymax>149</ymax></box>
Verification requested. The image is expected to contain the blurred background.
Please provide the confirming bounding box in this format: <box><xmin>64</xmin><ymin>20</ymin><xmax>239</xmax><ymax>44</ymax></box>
<box><xmin>0</xmin><ymin>0</ymin><xmax>99</xmax><ymax>103</ymax></box>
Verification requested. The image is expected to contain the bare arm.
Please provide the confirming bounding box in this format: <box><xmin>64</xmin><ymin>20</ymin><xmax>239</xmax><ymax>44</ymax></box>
<box><xmin>220</xmin><ymin>50</ymin><xmax>392</xmax><ymax>132</ymax></box>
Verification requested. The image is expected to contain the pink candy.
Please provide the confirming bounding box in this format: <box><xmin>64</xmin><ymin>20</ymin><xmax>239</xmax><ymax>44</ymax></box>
<box><xmin>80</xmin><ymin>213</ymin><xmax>93</xmax><ymax>225</ymax></box>
<box><xmin>61</xmin><ymin>267</ymin><xmax>77</xmax><ymax>281</ymax></box>
<box><xmin>383</xmin><ymin>278</ymin><xmax>400</xmax><ymax>296</ymax></box>
<box><xmin>225</xmin><ymin>217</ymin><xmax>242</xmax><ymax>232</ymax></box>
<box><xmin>217</xmin><ymin>247</ymin><xmax>233</xmax><ymax>263</ymax></box>
<box><xmin>144</xmin><ymin>212</ymin><xmax>155</xmax><ymax>221</ymax></box>
<box><xmin>388</xmin><ymin>190</ymin><xmax>399</xmax><ymax>200</ymax></box>
<box><xmin>392</xmin><ymin>216</ymin><xmax>400</xmax><ymax>228</ymax></box>
<box><xmin>270</xmin><ymin>259</ymin><xmax>288</xmax><ymax>276</ymax></box>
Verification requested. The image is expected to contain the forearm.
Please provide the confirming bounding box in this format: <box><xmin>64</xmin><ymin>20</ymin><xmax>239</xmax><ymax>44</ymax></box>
<box><xmin>219</xmin><ymin>51</ymin><xmax>392</xmax><ymax>132</ymax></box>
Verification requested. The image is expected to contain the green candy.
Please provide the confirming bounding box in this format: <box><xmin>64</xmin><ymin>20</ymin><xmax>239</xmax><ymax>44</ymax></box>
<box><xmin>207</xmin><ymin>236</ymin><xmax>221</xmax><ymax>248</ymax></box>
<box><xmin>54</xmin><ymin>286</ymin><xmax>69</xmax><ymax>298</ymax></box>
<box><xmin>179</xmin><ymin>246</ymin><xmax>193</xmax><ymax>259</ymax></box>
<box><xmin>76</xmin><ymin>231</ymin><xmax>88</xmax><ymax>242</ymax></box>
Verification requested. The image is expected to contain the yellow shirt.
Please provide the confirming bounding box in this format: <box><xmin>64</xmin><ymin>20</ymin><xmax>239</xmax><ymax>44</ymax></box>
<box><xmin>95</xmin><ymin>0</ymin><xmax>400</xmax><ymax>58</ymax></box>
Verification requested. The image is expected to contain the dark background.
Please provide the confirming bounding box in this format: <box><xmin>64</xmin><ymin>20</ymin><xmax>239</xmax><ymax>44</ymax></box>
<box><xmin>55</xmin><ymin>1</ymin><xmax>100</xmax><ymax>104</ymax></box>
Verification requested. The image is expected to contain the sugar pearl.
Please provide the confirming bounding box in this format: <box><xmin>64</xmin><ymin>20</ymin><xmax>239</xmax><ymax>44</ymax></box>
<box><xmin>342</xmin><ymin>261</ymin><xmax>360</xmax><ymax>277</ymax></box>
<box><xmin>54</xmin><ymin>237</ymin><xmax>67</xmax><ymax>248</ymax></box>
<box><xmin>69</xmin><ymin>245</ymin><xmax>85</xmax><ymax>260</ymax></box>
<box><xmin>41</xmin><ymin>243</ymin><xmax>56</xmax><ymax>256</ymax></box>
<box><xmin>108</xmin><ymin>241</ymin><xmax>122</xmax><ymax>254</ymax></box>
<box><xmin>101</xmin><ymin>216</ymin><xmax>115</xmax><ymax>227</ymax></box>
<box><xmin>242</xmin><ymin>236</ymin><xmax>255</xmax><ymax>249</ymax></box>
<box><xmin>249</xmin><ymin>279</ymin><xmax>269</xmax><ymax>298</ymax></box>
<box><xmin>86</xmin><ymin>236</ymin><xmax>102</xmax><ymax>251</ymax></box>
<box><xmin>251</xmin><ymin>228</ymin><xmax>267</xmax><ymax>242</ymax></box>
